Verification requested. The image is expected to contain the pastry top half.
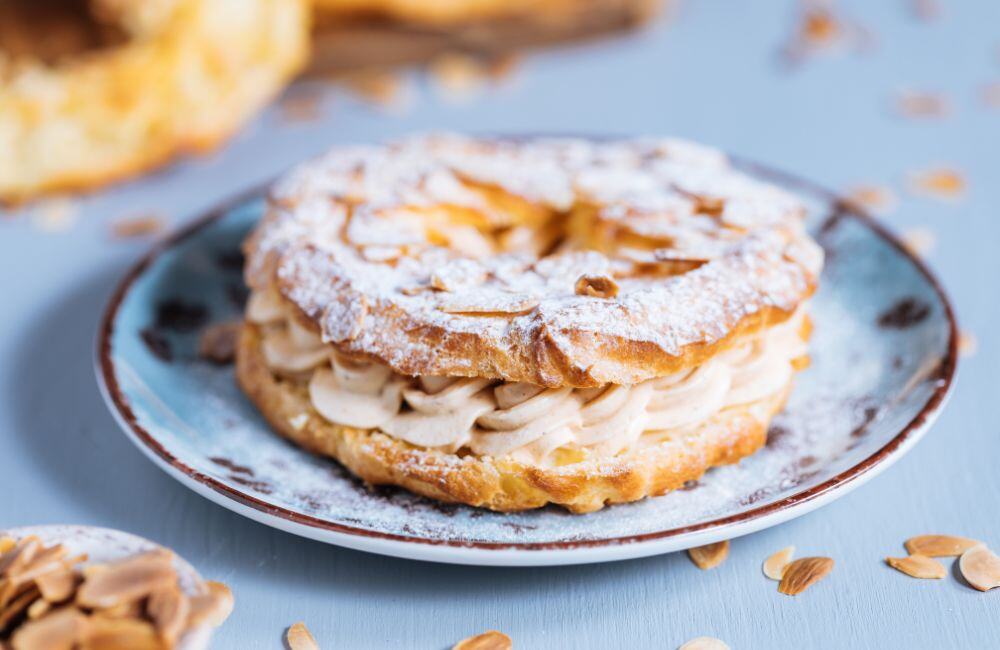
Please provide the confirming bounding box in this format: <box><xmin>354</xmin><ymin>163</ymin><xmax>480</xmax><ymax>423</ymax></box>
<box><xmin>245</xmin><ymin>133</ymin><xmax>822</xmax><ymax>387</ymax></box>
<box><xmin>241</xmin><ymin>134</ymin><xmax>821</xmax><ymax>472</ymax></box>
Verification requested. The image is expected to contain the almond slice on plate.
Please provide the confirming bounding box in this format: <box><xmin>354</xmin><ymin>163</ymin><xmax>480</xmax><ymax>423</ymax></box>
<box><xmin>679</xmin><ymin>636</ymin><xmax>730</xmax><ymax>650</ymax></box>
<box><xmin>886</xmin><ymin>554</ymin><xmax>946</xmax><ymax>579</ymax></box>
<box><xmin>777</xmin><ymin>557</ymin><xmax>834</xmax><ymax>595</ymax></box>
<box><xmin>904</xmin><ymin>534</ymin><xmax>980</xmax><ymax>557</ymax></box>
<box><xmin>763</xmin><ymin>546</ymin><xmax>795</xmax><ymax>581</ymax></box>
<box><xmin>452</xmin><ymin>630</ymin><xmax>513</xmax><ymax>650</ymax></box>
<box><xmin>286</xmin><ymin>621</ymin><xmax>320</xmax><ymax>650</ymax></box>
<box><xmin>575</xmin><ymin>274</ymin><xmax>619</xmax><ymax>299</ymax></box>
<box><xmin>75</xmin><ymin>550</ymin><xmax>176</xmax><ymax>609</ymax></box>
<box><xmin>959</xmin><ymin>545</ymin><xmax>1000</xmax><ymax>592</ymax></box>
<box><xmin>687</xmin><ymin>541</ymin><xmax>729</xmax><ymax>570</ymax></box>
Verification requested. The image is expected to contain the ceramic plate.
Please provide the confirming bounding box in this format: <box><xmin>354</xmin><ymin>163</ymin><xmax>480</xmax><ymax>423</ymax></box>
<box><xmin>96</xmin><ymin>163</ymin><xmax>957</xmax><ymax>566</ymax></box>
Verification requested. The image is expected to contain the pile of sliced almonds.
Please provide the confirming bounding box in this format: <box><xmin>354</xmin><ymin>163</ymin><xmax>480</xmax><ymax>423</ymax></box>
<box><xmin>0</xmin><ymin>536</ymin><xmax>232</xmax><ymax>649</ymax></box>
<box><xmin>761</xmin><ymin>546</ymin><xmax>834</xmax><ymax>595</ymax></box>
<box><xmin>887</xmin><ymin>534</ymin><xmax>1000</xmax><ymax>591</ymax></box>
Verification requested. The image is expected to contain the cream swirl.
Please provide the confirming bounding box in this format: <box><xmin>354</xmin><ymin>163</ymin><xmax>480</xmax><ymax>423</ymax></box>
<box><xmin>248</xmin><ymin>290</ymin><xmax>807</xmax><ymax>466</ymax></box>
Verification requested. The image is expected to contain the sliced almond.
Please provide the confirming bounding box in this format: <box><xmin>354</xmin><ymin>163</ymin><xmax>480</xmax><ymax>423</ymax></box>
<box><xmin>0</xmin><ymin>538</ymin><xmax>15</xmax><ymax>555</ymax></box>
<box><xmin>438</xmin><ymin>294</ymin><xmax>539</xmax><ymax>315</ymax></box>
<box><xmin>452</xmin><ymin>630</ymin><xmax>513</xmax><ymax>650</ymax></box>
<box><xmin>958</xmin><ymin>331</ymin><xmax>978</xmax><ymax>357</ymax></box>
<box><xmin>76</xmin><ymin>550</ymin><xmax>176</xmax><ymax>609</ymax></box>
<box><xmin>575</xmin><ymin>274</ymin><xmax>620</xmax><ymax>299</ymax></box>
<box><xmin>763</xmin><ymin>546</ymin><xmax>796</xmax><ymax>580</ymax></box>
<box><xmin>777</xmin><ymin>557</ymin><xmax>834</xmax><ymax>595</ymax></box>
<box><xmin>79</xmin><ymin>616</ymin><xmax>161</xmax><ymax>650</ymax></box>
<box><xmin>679</xmin><ymin>637</ymin><xmax>730</xmax><ymax>650</ymax></box>
<box><xmin>904</xmin><ymin>534</ymin><xmax>980</xmax><ymax>557</ymax></box>
<box><xmin>147</xmin><ymin>585</ymin><xmax>190</xmax><ymax>645</ymax></box>
<box><xmin>26</xmin><ymin>598</ymin><xmax>50</xmax><ymax>620</ymax></box>
<box><xmin>886</xmin><ymin>554</ymin><xmax>946</xmax><ymax>579</ymax></box>
<box><xmin>36</xmin><ymin>567</ymin><xmax>77</xmax><ymax>603</ymax></box>
<box><xmin>687</xmin><ymin>541</ymin><xmax>729</xmax><ymax>570</ymax></box>
<box><xmin>959</xmin><ymin>544</ymin><xmax>1000</xmax><ymax>592</ymax></box>
<box><xmin>286</xmin><ymin>621</ymin><xmax>320</xmax><ymax>650</ymax></box>
<box><xmin>0</xmin><ymin>585</ymin><xmax>41</xmax><ymax>631</ymax></box>
<box><xmin>187</xmin><ymin>581</ymin><xmax>233</xmax><ymax>629</ymax></box>
<box><xmin>198</xmin><ymin>322</ymin><xmax>240</xmax><ymax>365</ymax></box>
<box><xmin>10</xmin><ymin>606</ymin><xmax>86</xmax><ymax>650</ymax></box>
<box><xmin>110</xmin><ymin>214</ymin><xmax>165</xmax><ymax>240</ymax></box>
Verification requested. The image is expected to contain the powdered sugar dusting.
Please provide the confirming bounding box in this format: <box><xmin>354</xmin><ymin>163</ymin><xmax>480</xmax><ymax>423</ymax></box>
<box><xmin>247</xmin><ymin>135</ymin><xmax>823</xmax><ymax>386</ymax></box>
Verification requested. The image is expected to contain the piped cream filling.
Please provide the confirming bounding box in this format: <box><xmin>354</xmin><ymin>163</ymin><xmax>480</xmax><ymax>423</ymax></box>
<box><xmin>248</xmin><ymin>289</ymin><xmax>808</xmax><ymax>466</ymax></box>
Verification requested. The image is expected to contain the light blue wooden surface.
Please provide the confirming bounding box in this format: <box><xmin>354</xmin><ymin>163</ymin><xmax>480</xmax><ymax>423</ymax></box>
<box><xmin>1</xmin><ymin>1</ymin><xmax>998</xmax><ymax>647</ymax></box>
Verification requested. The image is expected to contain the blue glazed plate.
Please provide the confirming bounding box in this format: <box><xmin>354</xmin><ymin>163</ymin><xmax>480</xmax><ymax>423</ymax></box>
<box><xmin>96</xmin><ymin>165</ymin><xmax>957</xmax><ymax>566</ymax></box>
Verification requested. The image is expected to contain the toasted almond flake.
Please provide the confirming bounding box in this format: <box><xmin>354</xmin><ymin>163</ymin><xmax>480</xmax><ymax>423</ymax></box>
<box><xmin>894</xmin><ymin>90</ymin><xmax>950</xmax><ymax>118</ymax></box>
<box><xmin>907</xmin><ymin>167</ymin><xmax>967</xmax><ymax>200</ymax></box>
<box><xmin>982</xmin><ymin>82</ymin><xmax>1000</xmax><ymax>109</ymax></box>
<box><xmin>763</xmin><ymin>546</ymin><xmax>796</xmax><ymax>580</ymax></box>
<box><xmin>341</xmin><ymin>69</ymin><xmax>407</xmax><ymax>110</ymax></box>
<box><xmin>0</xmin><ymin>538</ymin><xmax>15</xmax><ymax>554</ymax></box>
<box><xmin>35</xmin><ymin>567</ymin><xmax>77</xmax><ymax>603</ymax></box>
<box><xmin>905</xmin><ymin>534</ymin><xmax>980</xmax><ymax>557</ymax></box>
<box><xmin>687</xmin><ymin>541</ymin><xmax>729</xmax><ymax>570</ymax></box>
<box><xmin>26</xmin><ymin>598</ymin><xmax>50</xmax><ymax>619</ymax></box>
<box><xmin>110</xmin><ymin>214</ymin><xmax>165</xmax><ymax>240</ymax></box>
<box><xmin>430</xmin><ymin>53</ymin><xmax>487</xmax><ymax>102</ymax></box>
<box><xmin>187</xmin><ymin>581</ymin><xmax>233</xmax><ymax>629</ymax></box>
<box><xmin>286</xmin><ymin>622</ymin><xmax>320</xmax><ymax>650</ymax></box>
<box><xmin>452</xmin><ymin>630</ymin><xmax>513</xmax><ymax>650</ymax></box>
<box><xmin>959</xmin><ymin>545</ymin><xmax>1000</xmax><ymax>591</ymax></box>
<box><xmin>81</xmin><ymin>616</ymin><xmax>161</xmax><ymax>649</ymax></box>
<box><xmin>147</xmin><ymin>585</ymin><xmax>190</xmax><ymax>645</ymax></box>
<box><xmin>958</xmin><ymin>331</ymin><xmax>978</xmax><ymax>357</ymax></box>
<box><xmin>0</xmin><ymin>585</ymin><xmax>41</xmax><ymax>630</ymax></box>
<box><xmin>679</xmin><ymin>637</ymin><xmax>730</xmax><ymax>650</ymax></box>
<box><xmin>778</xmin><ymin>557</ymin><xmax>834</xmax><ymax>595</ymax></box>
<box><xmin>886</xmin><ymin>554</ymin><xmax>946</xmax><ymax>579</ymax></box>
<box><xmin>30</xmin><ymin>199</ymin><xmax>78</xmax><ymax>234</ymax></box>
<box><xmin>438</xmin><ymin>295</ymin><xmax>539</xmax><ymax>315</ymax></box>
<box><xmin>279</xmin><ymin>86</ymin><xmax>326</xmax><ymax>124</ymax></box>
<box><xmin>900</xmin><ymin>227</ymin><xmax>936</xmax><ymax>257</ymax></box>
<box><xmin>845</xmin><ymin>185</ymin><xmax>898</xmax><ymax>215</ymax></box>
<box><xmin>909</xmin><ymin>0</ymin><xmax>940</xmax><ymax>21</ymax></box>
<box><xmin>575</xmin><ymin>274</ymin><xmax>620</xmax><ymax>299</ymax></box>
<box><xmin>486</xmin><ymin>54</ymin><xmax>521</xmax><ymax>83</ymax></box>
<box><xmin>10</xmin><ymin>606</ymin><xmax>85</xmax><ymax>649</ymax></box>
<box><xmin>198</xmin><ymin>322</ymin><xmax>240</xmax><ymax>365</ymax></box>
<box><xmin>76</xmin><ymin>550</ymin><xmax>176</xmax><ymax>609</ymax></box>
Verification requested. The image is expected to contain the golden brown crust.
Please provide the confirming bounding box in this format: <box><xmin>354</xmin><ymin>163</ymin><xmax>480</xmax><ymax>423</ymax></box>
<box><xmin>236</xmin><ymin>323</ymin><xmax>791</xmax><ymax>513</ymax></box>
<box><xmin>245</xmin><ymin>135</ymin><xmax>823</xmax><ymax>388</ymax></box>
<box><xmin>0</xmin><ymin>0</ymin><xmax>309</xmax><ymax>204</ymax></box>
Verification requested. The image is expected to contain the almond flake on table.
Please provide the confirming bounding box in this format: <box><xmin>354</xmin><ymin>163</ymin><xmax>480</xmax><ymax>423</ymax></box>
<box><xmin>30</xmin><ymin>199</ymin><xmax>78</xmax><ymax>233</ymax></box>
<box><xmin>452</xmin><ymin>629</ymin><xmax>513</xmax><ymax>650</ymax></box>
<box><xmin>958</xmin><ymin>331</ymin><xmax>978</xmax><ymax>358</ymax></box>
<box><xmin>900</xmin><ymin>227</ymin><xmax>936</xmax><ymax>257</ymax></box>
<box><xmin>886</xmin><ymin>554</ymin><xmax>947</xmax><ymax>579</ymax></box>
<box><xmin>286</xmin><ymin>621</ymin><xmax>320</xmax><ymax>650</ymax></box>
<box><xmin>777</xmin><ymin>557</ymin><xmax>834</xmax><ymax>595</ymax></box>
<box><xmin>111</xmin><ymin>214</ymin><xmax>165</xmax><ymax>239</ymax></box>
<box><xmin>763</xmin><ymin>546</ymin><xmax>796</xmax><ymax>580</ymax></box>
<box><xmin>845</xmin><ymin>185</ymin><xmax>898</xmax><ymax>215</ymax></box>
<box><xmin>687</xmin><ymin>541</ymin><xmax>729</xmax><ymax>570</ymax></box>
<box><xmin>679</xmin><ymin>636</ymin><xmax>730</xmax><ymax>650</ymax></box>
<box><xmin>905</xmin><ymin>534</ymin><xmax>980</xmax><ymax>557</ymax></box>
<box><xmin>906</xmin><ymin>167</ymin><xmax>967</xmax><ymax>200</ymax></box>
<box><xmin>893</xmin><ymin>90</ymin><xmax>951</xmax><ymax>119</ymax></box>
<box><xmin>959</xmin><ymin>545</ymin><xmax>1000</xmax><ymax>592</ymax></box>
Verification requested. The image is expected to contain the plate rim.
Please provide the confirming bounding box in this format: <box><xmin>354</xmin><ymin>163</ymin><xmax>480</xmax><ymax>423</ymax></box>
<box><xmin>94</xmin><ymin>162</ymin><xmax>959</xmax><ymax>559</ymax></box>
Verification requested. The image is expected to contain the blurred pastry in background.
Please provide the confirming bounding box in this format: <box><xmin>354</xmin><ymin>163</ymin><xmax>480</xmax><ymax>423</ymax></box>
<box><xmin>307</xmin><ymin>0</ymin><xmax>661</xmax><ymax>75</ymax></box>
<box><xmin>0</xmin><ymin>0</ymin><xmax>309</xmax><ymax>204</ymax></box>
